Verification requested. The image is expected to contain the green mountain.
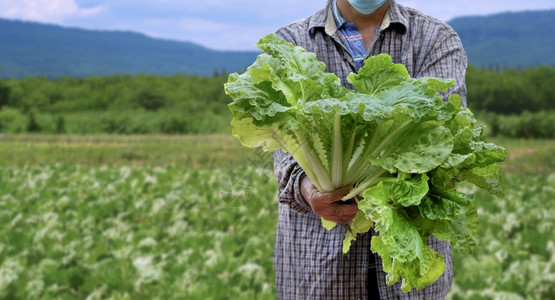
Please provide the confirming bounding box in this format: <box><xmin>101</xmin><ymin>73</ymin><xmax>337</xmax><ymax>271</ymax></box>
<box><xmin>448</xmin><ymin>9</ymin><xmax>555</xmax><ymax>68</ymax></box>
<box><xmin>0</xmin><ymin>18</ymin><xmax>259</xmax><ymax>78</ymax></box>
<box><xmin>0</xmin><ymin>9</ymin><xmax>553</xmax><ymax>78</ymax></box>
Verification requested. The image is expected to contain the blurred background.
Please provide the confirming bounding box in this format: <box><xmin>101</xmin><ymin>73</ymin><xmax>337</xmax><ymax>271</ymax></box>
<box><xmin>0</xmin><ymin>0</ymin><xmax>553</xmax><ymax>299</ymax></box>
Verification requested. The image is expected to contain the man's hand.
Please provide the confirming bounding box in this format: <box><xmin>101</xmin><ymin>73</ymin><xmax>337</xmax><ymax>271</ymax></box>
<box><xmin>300</xmin><ymin>176</ymin><xmax>359</xmax><ymax>225</ymax></box>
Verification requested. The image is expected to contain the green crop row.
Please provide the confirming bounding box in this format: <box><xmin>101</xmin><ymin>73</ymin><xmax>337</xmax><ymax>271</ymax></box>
<box><xmin>0</xmin><ymin>165</ymin><xmax>279</xmax><ymax>299</ymax></box>
<box><xmin>448</xmin><ymin>174</ymin><xmax>555</xmax><ymax>299</ymax></box>
<box><xmin>0</xmin><ymin>164</ymin><xmax>553</xmax><ymax>299</ymax></box>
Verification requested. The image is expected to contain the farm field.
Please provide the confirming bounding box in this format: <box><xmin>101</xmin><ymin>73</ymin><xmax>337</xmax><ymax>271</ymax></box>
<box><xmin>0</xmin><ymin>134</ymin><xmax>553</xmax><ymax>299</ymax></box>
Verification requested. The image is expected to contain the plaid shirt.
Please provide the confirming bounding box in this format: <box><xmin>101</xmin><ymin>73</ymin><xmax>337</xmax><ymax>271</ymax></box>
<box><xmin>273</xmin><ymin>0</ymin><xmax>467</xmax><ymax>299</ymax></box>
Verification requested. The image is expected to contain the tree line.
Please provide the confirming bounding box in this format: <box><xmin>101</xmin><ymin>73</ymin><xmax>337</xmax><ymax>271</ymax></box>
<box><xmin>466</xmin><ymin>65</ymin><xmax>554</xmax><ymax>138</ymax></box>
<box><xmin>0</xmin><ymin>66</ymin><xmax>553</xmax><ymax>138</ymax></box>
<box><xmin>0</xmin><ymin>74</ymin><xmax>231</xmax><ymax>135</ymax></box>
<box><xmin>466</xmin><ymin>65</ymin><xmax>554</xmax><ymax>114</ymax></box>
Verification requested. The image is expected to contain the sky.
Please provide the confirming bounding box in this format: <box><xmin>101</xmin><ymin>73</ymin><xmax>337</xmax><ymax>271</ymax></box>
<box><xmin>0</xmin><ymin>0</ymin><xmax>553</xmax><ymax>51</ymax></box>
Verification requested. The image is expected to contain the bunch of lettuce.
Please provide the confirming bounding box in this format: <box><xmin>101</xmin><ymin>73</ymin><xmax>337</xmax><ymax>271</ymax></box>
<box><xmin>224</xmin><ymin>33</ymin><xmax>506</xmax><ymax>293</ymax></box>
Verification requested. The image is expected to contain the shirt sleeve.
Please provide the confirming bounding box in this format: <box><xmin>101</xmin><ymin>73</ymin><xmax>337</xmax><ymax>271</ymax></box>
<box><xmin>416</xmin><ymin>27</ymin><xmax>468</xmax><ymax>106</ymax></box>
<box><xmin>272</xmin><ymin>149</ymin><xmax>312</xmax><ymax>214</ymax></box>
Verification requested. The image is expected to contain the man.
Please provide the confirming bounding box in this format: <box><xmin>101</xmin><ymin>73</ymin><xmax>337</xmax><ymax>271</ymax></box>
<box><xmin>272</xmin><ymin>0</ymin><xmax>467</xmax><ymax>299</ymax></box>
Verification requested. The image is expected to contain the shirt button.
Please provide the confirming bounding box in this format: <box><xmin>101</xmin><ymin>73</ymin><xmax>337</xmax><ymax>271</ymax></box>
<box><xmin>356</xmin><ymin>41</ymin><xmax>362</xmax><ymax>46</ymax></box>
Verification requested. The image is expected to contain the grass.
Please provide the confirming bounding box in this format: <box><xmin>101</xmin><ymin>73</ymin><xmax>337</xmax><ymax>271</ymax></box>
<box><xmin>0</xmin><ymin>134</ymin><xmax>552</xmax><ymax>176</ymax></box>
<box><xmin>0</xmin><ymin>134</ymin><xmax>272</xmax><ymax>169</ymax></box>
<box><xmin>489</xmin><ymin>137</ymin><xmax>555</xmax><ymax>176</ymax></box>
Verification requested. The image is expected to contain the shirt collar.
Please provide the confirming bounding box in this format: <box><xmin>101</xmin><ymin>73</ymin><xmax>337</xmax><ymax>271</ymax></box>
<box><xmin>331</xmin><ymin>0</ymin><xmax>347</xmax><ymax>29</ymax></box>
<box><xmin>384</xmin><ymin>0</ymin><xmax>408</xmax><ymax>33</ymax></box>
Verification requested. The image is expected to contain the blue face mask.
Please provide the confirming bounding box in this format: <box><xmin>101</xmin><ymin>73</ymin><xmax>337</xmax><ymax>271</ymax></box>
<box><xmin>347</xmin><ymin>0</ymin><xmax>387</xmax><ymax>15</ymax></box>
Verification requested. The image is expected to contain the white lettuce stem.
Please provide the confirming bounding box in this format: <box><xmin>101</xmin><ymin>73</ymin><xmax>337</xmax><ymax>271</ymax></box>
<box><xmin>342</xmin><ymin>126</ymin><xmax>362</xmax><ymax>185</ymax></box>
<box><xmin>267</xmin><ymin>127</ymin><xmax>324</xmax><ymax>192</ymax></box>
<box><xmin>293</xmin><ymin>130</ymin><xmax>335</xmax><ymax>192</ymax></box>
<box><xmin>331</xmin><ymin>113</ymin><xmax>343</xmax><ymax>188</ymax></box>
<box><xmin>291</xmin><ymin>148</ymin><xmax>323</xmax><ymax>191</ymax></box>
<box><xmin>345</xmin><ymin>121</ymin><xmax>384</xmax><ymax>182</ymax></box>
<box><xmin>342</xmin><ymin>168</ymin><xmax>389</xmax><ymax>200</ymax></box>
<box><xmin>344</xmin><ymin>139</ymin><xmax>374</xmax><ymax>183</ymax></box>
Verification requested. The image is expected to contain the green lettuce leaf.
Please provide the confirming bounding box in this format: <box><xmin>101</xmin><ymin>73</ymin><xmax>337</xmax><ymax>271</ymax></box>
<box><xmin>389</xmin><ymin>173</ymin><xmax>430</xmax><ymax>207</ymax></box>
<box><xmin>358</xmin><ymin>182</ymin><xmax>445</xmax><ymax>292</ymax></box>
<box><xmin>225</xmin><ymin>33</ymin><xmax>507</xmax><ymax>293</ymax></box>
<box><xmin>342</xmin><ymin>211</ymin><xmax>373</xmax><ymax>253</ymax></box>
<box><xmin>431</xmin><ymin>202</ymin><xmax>478</xmax><ymax>255</ymax></box>
<box><xmin>346</xmin><ymin>54</ymin><xmax>409</xmax><ymax>96</ymax></box>
<box><xmin>419</xmin><ymin>188</ymin><xmax>472</xmax><ymax>221</ymax></box>
<box><xmin>459</xmin><ymin>164</ymin><xmax>505</xmax><ymax>198</ymax></box>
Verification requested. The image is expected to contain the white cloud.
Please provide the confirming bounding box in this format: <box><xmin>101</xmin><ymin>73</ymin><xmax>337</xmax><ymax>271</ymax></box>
<box><xmin>0</xmin><ymin>0</ymin><xmax>103</xmax><ymax>23</ymax></box>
